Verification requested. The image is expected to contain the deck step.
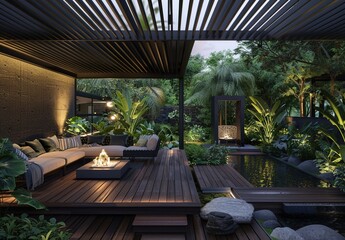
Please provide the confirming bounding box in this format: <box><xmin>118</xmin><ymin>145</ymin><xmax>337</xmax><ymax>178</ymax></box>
<box><xmin>141</xmin><ymin>233</ymin><xmax>185</xmax><ymax>240</ymax></box>
<box><xmin>133</xmin><ymin>215</ymin><xmax>188</xmax><ymax>233</ymax></box>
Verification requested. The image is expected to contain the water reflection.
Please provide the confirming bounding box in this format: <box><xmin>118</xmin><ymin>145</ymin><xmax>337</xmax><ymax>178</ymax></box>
<box><xmin>228</xmin><ymin>155</ymin><xmax>325</xmax><ymax>188</ymax></box>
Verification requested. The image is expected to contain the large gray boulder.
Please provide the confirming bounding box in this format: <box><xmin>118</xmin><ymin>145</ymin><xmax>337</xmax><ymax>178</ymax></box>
<box><xmin>206</xmin><ymin>211</ymin><xmax>238</xmax><ymax>235</ymax></box>
<box><xmin>296</xmin><ymin>224</ymin><xmax>345</xmax><ymax>240</ymax></box>
<box><xmin>297</xmin><ymin>160</ymin><xmax>320</xmax><ymax>175</ymax></box>
<box><xmin>271</xmin><ymin>227</ymin><xmax>304</xmax><ymax>240</ymax></box>
<box><xmin>200</xmin><ymin>197</ymin><xmax>254</xmax><ymax>223</ymax></box>
<box><xmin>253</xmin><ymin>209</ymin><xmax>277</xmax><ymax>221</ymax></box>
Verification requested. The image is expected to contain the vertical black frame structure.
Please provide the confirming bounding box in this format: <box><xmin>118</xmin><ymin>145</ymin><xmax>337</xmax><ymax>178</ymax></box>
<box><xmin>212</xmin><ymin>96</ymin><xmax>245</xmax><ymax>146</ymax></box>
<box><xmin>179</xmin><ymin>77</ymin><xmax>184</xmax><ymax>149</ymax></box>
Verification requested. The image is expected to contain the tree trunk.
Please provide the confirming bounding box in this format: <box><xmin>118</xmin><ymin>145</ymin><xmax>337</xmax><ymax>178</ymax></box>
<box><xmin>299</xmin><ymin>95</ymin><xmax>305</xmax><ymax>117</ymax></box>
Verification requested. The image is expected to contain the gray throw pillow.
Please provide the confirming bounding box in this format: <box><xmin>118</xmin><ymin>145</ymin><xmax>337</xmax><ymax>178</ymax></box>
<box><xmin>25</xmin><ymin>139</ymin><xmax>46</xmax><ymax>155</ymax></box>
<box><xmin>39</xmin><ymin>138</ymin><xmax>58</xmax><ymax>152</ymax></box>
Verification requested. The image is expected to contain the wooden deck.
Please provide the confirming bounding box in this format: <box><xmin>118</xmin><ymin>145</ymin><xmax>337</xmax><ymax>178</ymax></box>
<box><xmin>193</xmin><ymin>163</ymin><xmax>345</xmax><ymax>210</ymax></box>
<box><xmin>51</xmin><ymin>214</ymin><xmax>270</xmax><ymax>240</ymax></box>
<box><xmin>6</xmin><ymin>149</ymin><xmax>201</xmax><ymax>214</ymax></box>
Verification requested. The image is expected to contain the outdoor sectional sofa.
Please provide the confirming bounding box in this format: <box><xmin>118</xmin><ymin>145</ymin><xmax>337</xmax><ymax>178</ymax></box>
<box><xmin>13</xmin><ymin>134</ymin><xmax>160</xmax><ymax>189</ymax></box>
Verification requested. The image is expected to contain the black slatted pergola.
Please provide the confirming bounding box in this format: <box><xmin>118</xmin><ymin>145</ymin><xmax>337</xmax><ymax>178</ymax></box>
<box><xmin>1</xmin><ymin>0</ymin><xmax>345</xmax><ymax>78</ymax></box>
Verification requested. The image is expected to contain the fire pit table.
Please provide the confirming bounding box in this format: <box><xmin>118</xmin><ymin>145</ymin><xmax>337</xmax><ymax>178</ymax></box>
<box><xmin>76</xmin><ymin>160</ymin><xmax>130</xmax><ymax>179</ymax></box>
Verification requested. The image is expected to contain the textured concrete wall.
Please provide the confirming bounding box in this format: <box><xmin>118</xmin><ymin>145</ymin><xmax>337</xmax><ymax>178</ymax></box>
<box><xmin>0</xmin><ymin>54</ymin><xmax>75</xmax><ymax>143</ymax></box>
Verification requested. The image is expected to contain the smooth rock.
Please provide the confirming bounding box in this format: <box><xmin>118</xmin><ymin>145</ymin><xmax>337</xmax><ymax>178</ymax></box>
<box><xmin>273</xmin><ymin>141</ymin><xmax>287</xmax><ymax>151</ymax></box>
<box><xmin>206</xmin><ymin>211</ymin><xmax>238</xmax><ymax>235</ymax></box>
<box><xmin>271</xmin><ymin>227</ymin><xmax>304</xmax><ymax>240</ymax></box>
<box><xmin>296</xmin><ymin>224</ymin><xmax>345</xmax><ymax>240</ymax></box>
<box><xmin>297</xmin><ymin>160</ymin><xmax>320</xmax><ymax>175</ymax></box>
<box><xmin>288</xmin><ymin>155</ymin><xmax>301</xmax><ymax>165</ymax></box>
<box><xmin>262</xmin><ymin>220</ymin><xmax>281</xmax><ymax>229</ymax></box>
<box><xmin>253</xmin><ymin>210</ymin><xmax>277</xmax><ymax>221</ymax></box>
<box><xmin>200</xmin><ymin>197</ymin><xmax>254</xmax><ymax>223</ymax></box>
<box><xmin>318</xmin><ymin>172</ymin><xmax>335</xmax><ymax>182</ymax></box>
<box><xmin>280</xmin><ymin>156</ymin><xmax>289</xmax><ymax>162</ymax></box>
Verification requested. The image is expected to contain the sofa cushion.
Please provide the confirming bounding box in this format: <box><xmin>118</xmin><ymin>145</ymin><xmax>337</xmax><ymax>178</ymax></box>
<box><xmin>87</xmin><ymin>135</ymin><xmax>105</xmax><ymax>145</ymax></box>
<box><xmin>39</xmin><ymin>138</ymin><xmax>58</xmax><ymax>152</ymax></box>
<box><xmin>29</xmin><ymin>157</ymin><xmax>66</xmax><ymax>174</ymax></box>
<box><xmin>146</xmin><ymin>134</ymin><xmax>159</xmax><ymax>150</ymax></box>
<box><xmin>38</xmin><ymin>150</ymin><xmax>85</xmax><ymax>164</ymax></box>
<box><xmin>13</xmin><ymin>147</ymin><xmax>29</xmax><ymax>161</ymax></box>
<box><xmin>126</xmin><ymin>146</ymin><xmax>148</xmax><ymax>151</ymax></box>
<box><xmin>25</xmin><ymin>139</ymin><xmax>46</xmax><ymax>155</ymax></box>
<box><xmin>20</xmin><ymin>146</ymin><xmax>40</xmax><ymax>159</ymax></box>
<box><xmin>78</xmin><ymin>145</ymin><xmax>126</xmax><ymax>157</ymax></box>
<box><xmin>49</xmin><ymin>135</ymin><xmax>60</xmax><ymax>149</ymax></box>
<box><xmin>109</xmin><ymin>135</ymin><xmax>128</xmax><ymax>146</ymax></box>
<box><xmin>59</xmin><ymin>136</ymin><xmax>82</xmax><ymax>150</ymax></box>
<box><xmin>134</xmin><ymin>136</ymin><xmax>148</xmax><ymax>147</ymax></box>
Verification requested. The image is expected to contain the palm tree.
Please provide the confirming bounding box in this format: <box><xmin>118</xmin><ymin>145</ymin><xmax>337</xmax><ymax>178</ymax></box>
<box><xmin>185</xmin><ymin>62</ymin><xmax>255</xmax><ymax>105</ymax></box>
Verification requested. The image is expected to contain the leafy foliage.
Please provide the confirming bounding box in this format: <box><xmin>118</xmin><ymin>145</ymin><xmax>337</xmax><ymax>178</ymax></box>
<box><xmin>0</xmin><ymin>138</ymin><xmax>45</xmax><ymax>209</ymax></box>
<box><xmin>185</xmin><ymin>144</ymin><xmax>229</xmax><ymax>165</ymax></box>
<box><xmin>185</xmin><ymin>125</ymin><xmax>207</xmax><ymax>143</ymax></box>
<box><xmin>0</xmin><ymin>214</ymin><xmax>71</xmax><ymax>240</ymax></box>
<box><xmin>64</xmin><ymin>116</ymin><xmax>89</xmax><ymax>136</ymax></box>
<box><xmin>112</xmin><ymin>90</ymin><xmax>148</xmax><ymax>136</ymax></box>
<box><xmin>248</xmin><ymin>96</ymin><xmax>287</xmax><ymax>145</ymax></box>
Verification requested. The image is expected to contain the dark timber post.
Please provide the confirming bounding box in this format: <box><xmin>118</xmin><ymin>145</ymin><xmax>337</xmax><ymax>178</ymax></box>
<box><xmin>179</xmin><ymin>77</ymin><xmax>184</xmax><ymax>149</ymax></box>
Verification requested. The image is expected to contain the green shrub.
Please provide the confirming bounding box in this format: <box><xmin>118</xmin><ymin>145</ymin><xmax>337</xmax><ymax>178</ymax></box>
<box><xmin>185</xmin><ymin>144</ymin><xmax>229</xmax><ymax>165</ymax></box>
<box><xmin>206</xmin><ymin>144</ymin><xmax>229</xmax><ymax>165</ymax></box>
<box><xmin>185</xmin><ymin>125</ymin><xmax>207</xmax><ymax>142</ymax></box>
<box><xmin>0</xmin><ymin>214</ymin><xmax>71</xmax><ymax>240</ymax></box>
<box><xmin>185</xmin><ymin>144</ymin><xmax>207</xmax><ymax>165</ymax></box>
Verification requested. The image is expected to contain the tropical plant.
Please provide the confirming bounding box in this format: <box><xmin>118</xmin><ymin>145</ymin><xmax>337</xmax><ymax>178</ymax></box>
<box><xmin>185</xmin><ymin>125</ymin><xmax>207</xmax><ymax>143</ymax></box>
<box><xmin>186</xmin><ymin>61</ymin><xmax>255</xmax><ymax>105</ymax></box>
<box><xmin>0</xmin><ymin>138</ymin><xmax>45</xmax><ymax>209</ymax></box>
<box><xmin>0</xmin><ymin>214</ymin><xmax>71</xmax><ymax>240</ymax></box>
<box><xmin>206</xmin><ymin>144</ymin><xmax>229</xmax><ymax>165</ymax></box>
<box><xmin>185</xmin><ymin>144</ymin><xmax>229</xmax><ymax>165</ymax></box>
<box><xmin>64</xmin><ymin>116</ymin><xmax>90</xmax><ymax>136</ymax></box>
<box><xmin>112</xmin><ymin>90</ymin><xmax>148</xmax><ymax>136</ymax></box>
<box><xmin>315</xmin><ymin>90</ymin><xmax>345</xmax><ymax>191</ymax></box>
<box><xmin>91</xmin><ymin>118</ymin><xmax>114</xmax><ymax>135</ymax></box>
<box><xmin>184</xmin><ymin>144</ymin><xmax>207</xmax><ymax>165</ymax></box>
<box><xmin>248</xmin><ymin>96</ymin><xmax>287</xmax><ymax>145</ymax></box>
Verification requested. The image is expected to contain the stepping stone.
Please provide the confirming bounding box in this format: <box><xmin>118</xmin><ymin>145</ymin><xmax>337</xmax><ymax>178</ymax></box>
<box><xmin>200</xmin><ymin>197</ymin><xmax>254</xmax><ymax>223</ymax></box>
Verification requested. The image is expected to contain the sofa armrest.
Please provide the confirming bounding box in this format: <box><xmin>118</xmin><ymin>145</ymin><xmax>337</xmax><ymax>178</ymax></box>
<box><xmin>123</xmin><ymin>139</ymin><xmax>160</xmax><ymax>158</ymax></box>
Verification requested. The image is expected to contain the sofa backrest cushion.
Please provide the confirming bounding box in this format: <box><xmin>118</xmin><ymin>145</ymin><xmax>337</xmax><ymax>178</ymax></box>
<box><xmin>25</xmin><ymin>139</ymin><xmax>46</xmax><ymax>155</ymax></box>
<box><xmin>20</xmin><ymin>146</ymin><xmax>39</xmax><ymax>159</ymax></box>
<box><xmin>39</xmin><ymin>138</ymin><xmax>58</xmax><ymax>152</ymax></box>
<box><xmin>109</xmin><ymin>135</ymin><xmax>128</xmax><ymax>146</ymax></box>
<box><xmin>87</xmin><ymin>135</ymin><xmax>105</xmax><ymax>145</ymax></box>
<box><xmin>59</xmin><ymin>136</ymin><xmax>83</xmax><ymax>150</ymax></box>
<box><xmin>12</xmin><ymin>145</ymin><xmax>29</xmax><ymax>161</ymax></box>
<box><xmin>49</xmin><ymin>135</ymin><xmax>60</xmax><ymax>149</ymax></box>
<box><xmin>146</xmin><ymin>134</ymin><xmax>159</xmax><ymax>150</ymax></box>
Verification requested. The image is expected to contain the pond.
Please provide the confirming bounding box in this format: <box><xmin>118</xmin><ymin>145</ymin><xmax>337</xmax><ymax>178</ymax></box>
<box><xmin>227</xmin><ymin>155</ymin><xmax>328</xmax><ymax>188</ymax></box>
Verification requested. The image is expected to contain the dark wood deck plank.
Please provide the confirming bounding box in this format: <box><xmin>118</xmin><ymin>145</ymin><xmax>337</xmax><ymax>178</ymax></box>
<box><xmin>25</xmin><ymin>149</ymin><xmax>200</xmax><ymax>214</ymax></box>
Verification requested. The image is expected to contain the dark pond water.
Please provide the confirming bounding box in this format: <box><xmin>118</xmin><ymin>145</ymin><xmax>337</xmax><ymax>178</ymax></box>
<box><xmin>227</xmin><ymin>155</ymin><xmax>327</xmax><ymax>188</ymax></box>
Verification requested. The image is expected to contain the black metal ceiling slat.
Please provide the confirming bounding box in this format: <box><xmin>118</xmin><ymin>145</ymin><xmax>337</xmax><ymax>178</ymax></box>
<box><xmin>150</xmin><ymin>42</ymin><xmax>165</xmax><ymax>73</ymax></box>
<box><xmin>178</xmin><ymin>0</ymin><xmax>183</xmax><ymax>39</ymax></box>
<box><xmin>262</xmin><ymin>1</ymin><xmax>316</xmax><ymax>39</ymax></box>
<box><xmin>0</xmin><ymin>1</ymin><xmax>54</xmax><ymax>39</ymax></box>
<box><xmin>184</xmin><ymin>0</ymin><xmax>194</xmax><ymax>40</ymax></box>
<box><xmin>253</xmin><ymin>0</ymin><xmax>300</xmax><ymax>39</ymax></box>
<box><xmin>73</xmin><ymin>0</ymin><xmax>111</xmax><ymax>39</ymax></box>
<box><xmin>105</xmin><ymin>42</ymin><xmax>142</xmax><ymax>73</ymax></box>
<box><xmin>205</xmin><ymin>0</ymin><xmax>226</xmax><ymax>33</ymax></box>
<box><xmin>94</xmin><ymin>0</ymin><xmax>123</xmax><ymax>39</ymax></box>
<box><xmin>191</xmin><ymin>0</ymin><xmax>204</xmax><ymax>39</ymax></box>
<box><xmin>212</xmin><ymin>1</ymin><xmax>236</xmax><ymax>31</ymax></box>
<box><xmin>316</xmin><ymin>16</ymin><xmax>345</xmax><ymax>40</ymax></box>
<box><xmin>297</xmin><ymin>2</ymin><xmax>345</xmax><ymax>35</ymax></box>
<box><xmin>157</xmin><ymin>41</ymin><xmax>169</xmax><ymax>73</ymax></box>
<box><xmin>233</xmin><ymin>0</ymin><xmax>267</xmax><ymax>40</ymax></box>
<box><xmin>137</xmin><ymin>1</ymin><xmax>152</xmax><ymax>39</ymax></box>
<box><xmin>178</xmin><ymin>41</ymin><xmax>194</xmax><ymax>78</ymax></box>
<box><xmin>85</xmin><ymin>0</ymin><xmax>119</xmax><ymax>40</ymax></box>
<box><xmin>142</xmin><ymin>42</ymin><xmax>161</xmax><ymax>73</ymax></box>
<box><xmin>116</xmin><ymin>0</ymin><xmax>141</xmax><ymax>39</ymax></box>
<box><xmin>147</xmin><ymin>1</ymin><xmax>159</xmax><ymax>40</ymax></box>
<box><xmin>274</xmin><ymin>1</ymin><xmax>340</xmax><ymax>39</ymax></box>
<box><xmin>199</xmin><ymin>0</ymin><xmax>215</xmax><ymax>39</ymax></box>
<box><xmin>218</xmin><ymin>0</ymin><xmax>243</xmax><ymax>39</ymax></box>
<box><xmin>226</xmin><ymin>1</ymin><xmax>257</xmax><ymax>40</ymax></box>
<box><xmin>51</xmin><ymin>0</ymin><xmax>100</xmax><ymax>40</ymax></box>
<box><xmin>157</xmin><ymin>0</ymin><xmax>166</xmax><ymax>40</ymax></box>
<box><xmin>247</xmin><ymin>0</ymin><xmax>296</xmax><ymax>40</ymax></box>
<box><xmin>117</xmin><ymin>42</ymin><xmax>149</xmax><ymax>72</ymax></box>
<box><xmin>63</xmin><ymin>0</ymin><xmax>105</xmax><ymax>39</ymax></box>
<box><xmin>126</xmin><ymin>1</ymin><xmax>146</xmax><ymax>40</ymax></box>
<box><xmin>105</xmin><ymin>0</ymin><xmax>131</xmax><ymax>39</ymax></box>
<box><xmin>240</xmin><ymin>0</ymin><xmax>284</xmax><ymax>39</ymax></box>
